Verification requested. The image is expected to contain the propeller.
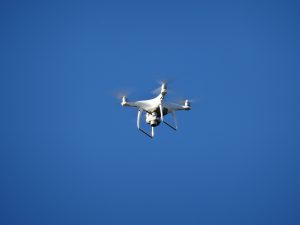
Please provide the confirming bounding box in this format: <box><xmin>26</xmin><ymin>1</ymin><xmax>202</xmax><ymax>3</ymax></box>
<box><xmin>112</xmin><ymin>89</ymin><xmax>133</xmax><ymax>106</ymax></box>
<box><xmin>151</xmin><ymin>79</ymin><xmax>173</xmax><ymax>95</ymax></box>
<box><xmin>113</xmin><ymin>89</ymin><xmax>132</xmax><ymax>100</ymax></box>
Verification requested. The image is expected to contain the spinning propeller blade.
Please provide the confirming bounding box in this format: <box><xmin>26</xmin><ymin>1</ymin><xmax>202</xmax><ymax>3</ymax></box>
<box><xmin>175</xmin><ymin>98</ymin><xmax>196</xmax><ymax>105</ymax></box>
<box><xmin>151</xmin><ymin>79</ymin><xmax>173</xmax><ymax>95</ymax></box>
<box><xmin>113</xmin><ymin>90</ymin><xmax>132</xmax><ymax>99</ymax></box>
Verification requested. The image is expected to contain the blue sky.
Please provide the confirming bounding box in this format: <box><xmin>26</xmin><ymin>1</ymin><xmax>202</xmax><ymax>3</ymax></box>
<box><xmin>0</xmin><ymin>1</ymin><xmax>300</xmax><ymax>225</ymax></box>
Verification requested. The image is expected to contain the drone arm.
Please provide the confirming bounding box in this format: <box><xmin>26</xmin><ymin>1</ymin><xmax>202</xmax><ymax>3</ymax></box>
<box><xmin>122</xmin><ymin>101</ymin><xmax>138</xmax><ymax>107</ymax></box>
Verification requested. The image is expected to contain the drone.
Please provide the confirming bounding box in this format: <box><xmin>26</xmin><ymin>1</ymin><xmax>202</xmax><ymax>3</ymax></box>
<box><xmin>120</xmin><ymin>82</ymin><xmax>191</xmax><ymax>138</ymax></box>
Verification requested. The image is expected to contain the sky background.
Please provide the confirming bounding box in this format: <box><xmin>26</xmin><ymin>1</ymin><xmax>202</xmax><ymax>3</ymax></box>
<box><xmin>1</xmin><ymin>1</ymin><xmax>300</xmax><ymax>225</ymax></box>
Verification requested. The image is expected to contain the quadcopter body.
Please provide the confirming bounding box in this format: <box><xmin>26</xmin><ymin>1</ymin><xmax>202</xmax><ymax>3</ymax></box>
<box><xmin>120</xmin><ymin>83</ymin><xmax>191</xmax><ymax>138</ymax></box>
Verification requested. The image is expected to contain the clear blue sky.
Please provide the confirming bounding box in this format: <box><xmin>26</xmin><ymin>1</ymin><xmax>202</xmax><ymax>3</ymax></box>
<box><xmin>1</xmin><ymin>1</ymin><xmax>300</xmax><ymax>225</ymax></box>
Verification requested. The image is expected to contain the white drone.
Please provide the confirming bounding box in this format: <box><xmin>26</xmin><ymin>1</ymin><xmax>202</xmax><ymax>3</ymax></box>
<box><xmin>120</xmin><ymin>82</ymin><xmax>191</xmax><ymax>138</ymax></box>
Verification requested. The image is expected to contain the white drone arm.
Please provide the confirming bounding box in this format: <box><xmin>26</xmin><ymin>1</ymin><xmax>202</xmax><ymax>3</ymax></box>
<box><xmin>164</xmin><ymin>102</ymin><xmax>191</xmax><ymax>112</ymax></box>
<box><xmin>122</xmin><ymin>97</ymin><xmax>154</xmax><ymax>112</ymax></box>
<box><xmin>121</xmin><ymin>101</ymin><xmax>138</xmax><ymax>107</ymax></box>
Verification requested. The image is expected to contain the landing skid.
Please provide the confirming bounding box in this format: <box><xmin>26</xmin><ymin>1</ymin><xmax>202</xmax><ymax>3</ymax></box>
<box><xmin>137</xmin><ymin>109</ymin><xmax>154</xmax><ymax>138</ymax></box>
<box><xmin>163</xmin><ymin>111</ymin><xmax>178</xmax><ymax>131</ymax></box>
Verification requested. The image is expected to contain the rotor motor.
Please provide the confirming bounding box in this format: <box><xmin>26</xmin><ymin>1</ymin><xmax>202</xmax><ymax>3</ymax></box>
<box><xmin>185</xmin><ymin>100</ymin><xmax>190</xmax><ymax>107</ymax></box>
<box><xmin>121</xmin><ymin>96</ymin><xmax>127</xmax><ymax>106</ymax></box>
<box><xmin>183</xmin><ymin>100</ymin><xmax>191</xmax><ymax>110</ymax></box>
<box><xmin>161</xmin><ymin>83</ymin><xmax>167</xmax><ymax>95</ymax></box>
